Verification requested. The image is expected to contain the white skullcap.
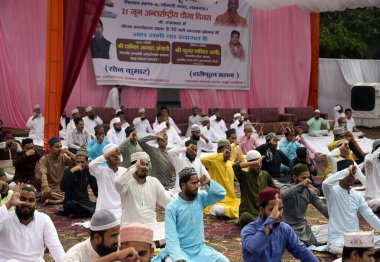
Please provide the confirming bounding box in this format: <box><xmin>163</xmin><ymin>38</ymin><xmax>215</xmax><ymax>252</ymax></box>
<box><xmin>71</xmin><ymin>108</ymin><xmax>79</xmax><ymax>115</ymax></box>
<box><xmin>112</xmin><ymin>117</ymin><xmax>121</xmax><ymax>124</ymax></box>
<box><xmin>201</xmin><ymin>116</ymin><xmax>209</xmax><ymax>122</ymax></box>
<box><xmin>103</xmin><ymin>143</ymin><xmax>118</xmax><ymax>155</ymax></box>
<box><xmin>344</xmin><ymin>231</ymin><xmax>374</xmax><ymax>248</ymax></box>
<box><xmin>233</xmin><ymin>113</ymin><xmax>241</xmax><ymax>119</ymax></box>
<box><xmin>131</xmin><ymin>152</ymin><xmax>150</xmax><ymax>163</ymax></box>
<box><xmin>139</xmin><ymin>108</ymin><xmax>146</xmax><ymax>113</ymax></box>
<box><xmin>246</xmin><ymin>150</ymin><xmax>261</xmax><ymax>161</ymax></box>
<box><xmin>115</xmin><ymin>109</ymin><xmax>122</xmax><ymax>114</ymax></box>
<box><xmin>240</xmin><ymin>109</ymin><xmax>247</xmax><ymax>114</ymax></box>
<box><xmin>33</xmin><ymin>104</ymin><xmax>40</xmax><ymax>109</ymax></box>
<box><xmin>85</xmin><ymin>106</ymin><xmax>93</xmax><ymax>112</ymax></box>
<box><xmin>90</xmin><ymin>209</ymin><xmax>119</xmax><ymax>231</ymax></box>
<box><xmin>244</xmin><ymin>123</ymin><xmax>254</xmax><ymax>130</ymax></box>
<box><xmin>314</xmin><ymin>109</ymin><xmax>320</xmax><ymax>113</ymax></box>
<box><xmin>190</xmin><ymin>124</ymin><xmax>201</xmax><ymax>132</ymax></box>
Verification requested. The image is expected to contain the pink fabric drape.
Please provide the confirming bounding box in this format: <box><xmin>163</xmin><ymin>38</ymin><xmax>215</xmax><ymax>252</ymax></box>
<box><xmin>180</xmin><ymin>6</ymin><xmax>311</xmax><ymax>113</ymax></box>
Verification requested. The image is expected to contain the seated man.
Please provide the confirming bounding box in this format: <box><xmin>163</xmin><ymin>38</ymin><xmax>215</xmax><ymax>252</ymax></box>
<box><xmin>200</xmin><ymin>116</ymin><xmax>219</xmax><ymax>143</ymax></box>
<box><xmin>66</xmin><ymin>108</ymin><xmax>82</xmax><ymax>141</ymax></box>
<box><xmin>0</xmin><ymin>130</ymin><xmax>22</xmax><ymax>179</ymax></box>
<box><xmin>138</xmin><ymin>131</ymin><xmax>175</xmax><ymax>190</ymax></box>
<box><xmin>82</xmin><ymin>106</ymin><xmax>103</xmax><ymax>138</ymax></box>
<box><xmin>26</xmin><ymin>104</ymin><xmax>44</xmax><ymax>139</ymax></box>
<box><xmin>307</xmin><ymin>109</ymin><xmax>330</xmax><ymax>136</ymax></box>
<box><xmin>39</xmin><ymin>137</ymin><xmax>76</xmax><ymax>204</ymax></box>
<box><xmin>237</xmin><ymin>123</ymin><xmax>259</xmax><ymax>154</ymax></box>
<box><xmin>201</xmin><ymin>139</ymin><xmax>241</xmax><ymax>219</ymax></box>
<box><xmin>333</xmin><ymin>231</ymin><xmax>375</xmax><ymax>262</ymax></box>
<box><xmin>68</xmin><ymin>117</ymin><xmax>91</xmax><ymax>153</ymax></box>
<box><xmin>153</xmin><ymin>113</ymin><xmax>182</xmax><ymax>146</ymax></box>
<box><xmin>241</xmin><ymin>187</ymin><xmax>318</xmax><ymax>261</ymax></box>
<box><xmin>183</xmin><ymin>124</ymin><xmax>214</xmax><ymax>156</ymax></box>
<box><xmin>279</xmin><ymin>127</ymin><xmax>301</xmax><ymax>162</ymax></box>
<box><xmin>281</xmin><ymin>164</ymin><xmax>328</xmax><ymax>246</ymax></box>
<box><xmin>230</xmin><ymin>113</ymin><xmax>244</xmax><ymax>137</ymax></box>
<box><xmin>185</xmin><ymin>106</ymin><xmax>202</xmax><ymax>137</ymax></box>
<box><xmin>345</xmin><ymin>108</ymin><xmax>360</xmax><ymax>133</ymax></box>
<box><xmin>226</xmin><ymin>128</ymin><xmax>245</xmax><ymax>163</ymax></box>
<box><xmin>0</xmin><ymin>174</ymin><xmax>13</xmax><ymax>208</ymax></box>
<box><xmin>256</xmin><ymin>133</ymin><xmax>291</xmax><ymax>184</ymax></box>
<box><xmin>94</xmin><ymin>222</ymin><xmax>154</xmax><ymax>262</ymax></box>
<box><xmin>323</xmin><ymin>162</ymin><xmax>380</xmax><ymax>255</ymax></box>
<box><xmin>153</xmin><ymin>106</ymin><xmax>181</xmax><ymax>135</ymax></box>
<box><xmin>132</xmin><ymin>108</ymin><xmax>153</xmax><ymax>137</ymax></box>
<box><xmin>89</xmin><ymin>144</ymin><xmax>126</xmax><ymax>219</ymax></box>
<box><xmin>210</xmin><ymin>109</ymin><xmax>228</xmax><ymax>141</ymax></box>
<box><xmin>115</xmin><ymin>109</ymin><xmax>130</xmax><ymax>131</ymax></box>
<box><xmin>87</xmin><ymin>125</ymin><xmax>109</xmax><ymax>161</ymax></box>
<box><xmin>119</xmin><ymin>126</ymin><xmax>143</xmax><ymax>168</ymax></box>
<box><xmin>12</xmin><ymin>138</ymin><xmax>43</xmax><ymax>191</ymax></box>
<box><xmin>333</xmin><ymin>104</ymin><xmax>345</xmax><ymax>128</ymax></box>
<box><xmin>0</xmin><ymin>183</ymin><xmax>65</xmax><ymax>261</ymax></box>
<box><xmin>115</xmin><ymin>152</ymin><xmax>172</xmax><ymax>237</ymax></box>
<box><xmin>289</xmin><ymin>147</ymin><xmax>321</xmax><ymax>194</ymax></box>
<box><xmin>106</xmin><ymin>117</ymin><xmax>126</xmax><ymax>146</ymax></box>
<box><xmin>60</xmin><ymin>150</ymin><xmax>98</xmax><ymax>217</ymax></box>
<box><xmin>364</xmin><ymin>140</ymin><xmax>380</xmax><ymax>211</ymax></box>
<box><xmin>64</xmin><ymin>209</ymin><xmax>121</xmax><ymax>261</ymax></box>
<box><xmin>153</xmin><ymin>167</ymin><xmax>229</xmax><ymax>262</ymax></box>
<box><xmin>233</xmin><ymin>150</ymin><xmax>276</xmax><ymax>228</ymax></box>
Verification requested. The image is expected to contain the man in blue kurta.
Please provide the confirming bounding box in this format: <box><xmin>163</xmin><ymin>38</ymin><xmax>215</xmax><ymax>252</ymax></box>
<box><xmin>153</xmin><ymin>167</ymin><xmax>228</xmax><ymax>262</ymax></box>
<box><xmin>241</xmin><ymin>187</ymin><xmax>318</xmax><ymax>262</ymax></box>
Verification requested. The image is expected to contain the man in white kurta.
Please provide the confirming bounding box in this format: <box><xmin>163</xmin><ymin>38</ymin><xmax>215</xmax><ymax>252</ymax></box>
<box><xmin>185</xmin><ymin>106</ymin><xmax>202</xmax><ymax>137</ymax></box>
<box><xmin>168</xmin><ymin>140</ymin><xmax>210</xmax><ymax>197</ymax></box>
<box><xmin>154</xmin><ymin>120</ymin><xmax>182</xmax><ymax>147</ymax></box>
<box><xmin>82</xmin><ymin>106</ymin><xmax>103</xmax><ymax>138</ymax></box>
<box><xmin>183</xmin><ymin>124</ymin><xmax>214</xmax><ymax>156</ymax></box>
<box><xmin>89</xmin><ymin>144</ymin><xmax>126</xmax><ymax>219</ymax></box>
<box><xmin>26</xmin><ymin>104</ymin><xmax>44</xmax><ymax>139</ymax></box>
<box><xmin>364</xmin><ymin>141</ymin><xmax>380</xmax><ymax>211</ymax></box>
<box><xmin>210</xmin><ymin>115</ymin><xmax>228</xmax><ymax>141</ymax></box>
<box><xmin>132</xmin><ymin>108</ymin><xmax>153</xmax><ymax>137</ymax></box>
<box><xmin>106</xmin><ymin>117</ymin><xmax>126</xmax><ymax>146</ymax></box>
<box><xmin>230</xmin><ymin>113</ymin><xmax>245</xmax><ymax>137</ymax></box>
<box><xmin>322</xmin><ymin>164</ymin><xmax>380</xmax><ymax>255</ymax></box>
<box><xmin>0</xmin><ymin>184</ymin><xmax>64</xmax><ymax>262</ymax></box>
<box><xmin>200</xmin><ymin>116</ymin><xmax>219</xmax><ymax>143</ymax></box>
<box><xmin>66</xmin><ymin>108</ymin><xmax>81</xmax><ymax>141</ymax></box>
<box><xmin>105</xmin><ymin>86</ymin><xmax>121</xmax><ymax>110</ymax></box>
<box><xmin>115</xmin><ymin>152</ymin><xmax>172</xmax><ymax>239</ymax></box>
<box><xmin>153</xmin><ymin>106</ymin><xmax>181</xmax><ymax>135</ymax></box>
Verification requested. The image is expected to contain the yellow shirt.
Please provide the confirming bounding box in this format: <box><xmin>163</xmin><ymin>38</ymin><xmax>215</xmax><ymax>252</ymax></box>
<box><xmin>324</xmin><ymin>139</ymin><xmax>355</xmax><ymax>178</ymax></box>
<box><xmin>230</xmin><ymin>143</ymin><xmax>246</xmax><ymax>163</ymax></box>
<box><xmin>201</xmin><ymin>153</ymin><xmax>240</xmax><ymax>218</ymax></box>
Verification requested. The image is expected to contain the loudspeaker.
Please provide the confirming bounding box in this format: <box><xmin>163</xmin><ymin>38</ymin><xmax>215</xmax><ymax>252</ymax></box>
<box><xmin>351</xmin><ymin>85</ymin><xmax>375</xmax><ymax>111</ymax></box>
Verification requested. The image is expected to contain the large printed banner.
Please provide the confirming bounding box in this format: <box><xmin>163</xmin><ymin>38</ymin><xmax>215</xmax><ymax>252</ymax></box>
<box><xmin>91</xmin><ymin>0</ymin><xmax>252</xmax><ymax>89</ymax></box>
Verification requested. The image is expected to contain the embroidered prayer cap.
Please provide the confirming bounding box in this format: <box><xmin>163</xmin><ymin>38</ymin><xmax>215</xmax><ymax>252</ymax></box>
<box><xmin>85</xmin><ymin>106</ymin><xmax>93</xmax><ymax>112</ymax></box>
<box><xmin>217</xmin><ymin>139</ymin><xmax>230</xmax><ymax>148</ymax></box>
<box><xmin>48</xmin><ymin>137</ymin><xmax>61</xmax><ymax>146</ymax></box>
<box><xmin>244</xmin><ymin>123</ymin><xmax>253</xmax><ymax>130</ymax></box>
<box><xmin>21</xmin><ymin>138</ymin><xmax>33</xmax><ymax>146</ymax></box>
<box><xmin>334</xmin><ymin>127</ymin><xmax>346</xmax><ymax>135</ymax></box>
<box><xmin>226</xmin><ymin>128</ymin><xmax>236</xmax><ymax>137</ymax></box>
<box><xmin>76</xmin><ymin>149</ymin><xmax>89</xmax><ymax>158</ymax></box>
<box><xmin>71</xmin><ymin>108</ymin><xmax>79</xmax><ymax>115</ymax></box>
<box><xmin>112</xmin><ymin>117</ymin><xmax>121</xmax><ymax>124</ymax></box>
<box><xmin>265</xmin><ymin>132</ymin><xmax>276</xmax><ymax>142</ymax></box>
<box><xmin>284</xmin><ymin>127</ymin><xmax>295</xmax><ymax>135</ymax></box>
<box><xmin>131</xmin><ymin>152</ymin><xmax>150</xmax><ymax>163</ymax></box>
<box><xmin>33</xmin><ymin>104</ymin><xmax>40</xmax><ymax>109</ymax></box>
<box><xmin>246</xmin><ymin>150</ymin><xmax>261</xmax><ymax>161</ymax></box>
<box><xmin>185</xmin><ymin>139</ymin><xmax>197</xmax><ymax>147</ymax></box>
<box><xmin>240</xmin><ymin>109</ymin><xmax>248</xmax><ymax>114</ymax></box>
<box><xmin>103</xmin><ymin>143</ymin><xmax>118</xmax><ymax>155</ymax></box>
<box><xmin>258</xmin><ymin>187</ymin><xmax>280</xmax><ymax>203</ymax></box>
<box><xmin>138</xmin><ymin>108</ymin><xmax>146</xmax><ymax>113</ymax></box>
<box><xmin>179</xmin><ymin>167</ymin><xmax>197</xmax><ymax>180</ymax></box>
<box><xmin>190</xmin><ymin>124</ymin><xmax>201</xmax><ymax>132</ymax></box>
<box><xmin>372</xmin><ymin>139</ymin><xmax>380</xmax><ymax>153</ymax></box>
<box><xmin>314</xmin><ymin>109</ymin><xmax>320</xmax><ymax>113</ymax></box>
<box><xmin>296</xmin><ymin>147</ymin><xmax>308</xmax><ymax>159</ymax></box>
<box><xmin>90</xmin><ymin>209</ymin><xmax>119</xmax><ymax>231</ymax></box>
<box><xmin>120</xmin><ymin>222</ymin><xmax>153</xmax><ymax>245</ymax></box>
<box><xmin>344</xmin><ymin>231</ymin><xmax>374</xmax><ymax>248</ymax></box>
<box><xmin>22</xmin><ymin>184</ymin><xmax>37</xmax><ymax>195</ymax></box>
<box><xmin>292</xmin><ymin>163</ymin><xmax>309</xmax><ymax>176</ymax></box>
<box><xmin>233</xmin><ymin>113</ymin><xmax>241</xmax><ymax>119</ymax></box>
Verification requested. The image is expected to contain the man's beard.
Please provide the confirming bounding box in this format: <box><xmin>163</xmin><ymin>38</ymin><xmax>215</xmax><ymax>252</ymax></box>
<box><xmin>216</xmin><ymin>117</ymin><xmax>222</xmax><ymax>122</ymax></box>
<box><xmin>185</xmin><ymin>188</ymin><xmax>198</xmax><ymax>201</ymax></box>
<box><xmin>238</xmin><ymin>122</ymin><xmax>243</xmax><ymax>127</ymax></box>
<box><xmin>191</xmin><ymin>135</ymin><xmax>200</xmax><ymax>141</ymax></box>
<box><xmin>89</xmin><ymin>115</ymin><xmax>95</xmax><ymax>120</ymax></box>
<box><xmin>314</xmin><ymin>116</ymin><xmax>320</xmax><ymax>120</ymax></box>
<box><xmin>16</xmin><ymin>205</ymin><xmax>35</xmax><ymax>220</ymax></box>
<box><xmin>136</xmin><ymin>169</ymin><xmax>149</xmax><ymax>179</ymax></box>
<box><xmin>114</xmin><ymin>127</ymin><xmax>122</xmax><ymax>132</ymax></box>
<box><xmin>140</xmin><ymin>117</ymin><xmax>146</xmax><ymax>121</ymax></box>
<box><xmin>96</xmin><ymin>240</ymin><xmax>118</xmax><ymax>257</ymax></box>
<box><xmin>186</xmin><ymin>152</ymin><xmax>196</xmax><ymax>162</ymax></box>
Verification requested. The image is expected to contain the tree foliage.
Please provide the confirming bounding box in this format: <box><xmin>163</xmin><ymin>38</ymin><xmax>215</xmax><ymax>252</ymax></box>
<box><xmin>319</xmin><ymin>7</ymin><xmax>380</xmax><ymax>59</ymax></box>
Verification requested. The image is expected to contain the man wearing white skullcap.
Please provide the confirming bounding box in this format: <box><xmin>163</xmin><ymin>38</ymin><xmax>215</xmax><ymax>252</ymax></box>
<box><xmin>307</xmin><ymin>109</ymin><xmax>330</xmax><ymax>136</ymax></box>
<box><xmin>66</xmin><ymin>108</ymin><xmax>82</xmax><ymax>141</ymax></box>
<box><xmin>132</xmin><ymin>108</ymin><xmax>153</xmax><ymax>137</ymax></box>
<box><xmin>115</xmin><ymin>151</ymin><xmax>172</xmax><ymax>242</ymax></box>
<box><xmin>26</xmin><ymin>104</ymin><xmax>44</xmax><ymax>139</ymax></box>
<box><xmin>333</xmin><ymin>231</ymin><xmax>375</xmax><ymax>262</ymax></box>
<box><xmin>106</xmin><ymin>117</ymin><xmax>126</xmax><ymax>146</ymax></box>
<box><xmin>64</xmin><ymin>209</ymin><xmax>121</xmax><ymax>261</ymax></box>
<box><xmin>183</xmin><ymin>124</ymin><xmax>214</xmax><ymax>157</ymax></box>
<box><xmin>89</xmin><ymin>144</ymin><xmax>127</xmax><ymax>219</ymax></box>
<box><xmin>185</xmin><ymin>106</ymin><xmax>202</xmax><ymax>137</ymax></box>
<box><xmin>230</xmin><ymin>112</ymin><xmax>245</xmax><ymax>137</ymax></box>
<box><xmin>82</xmin><ymin>106</ymin><xmax>103</xmax><ymax>138</ymax></box>
<box><xmin>200</xmin><ymin>116</ymin><xmax>219</xmax><ymax>142</ymax></box>
<box><xmin>232</xmin><ymin>150</ymin><xmax>277</xmax><ymax>227</ymax></box>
